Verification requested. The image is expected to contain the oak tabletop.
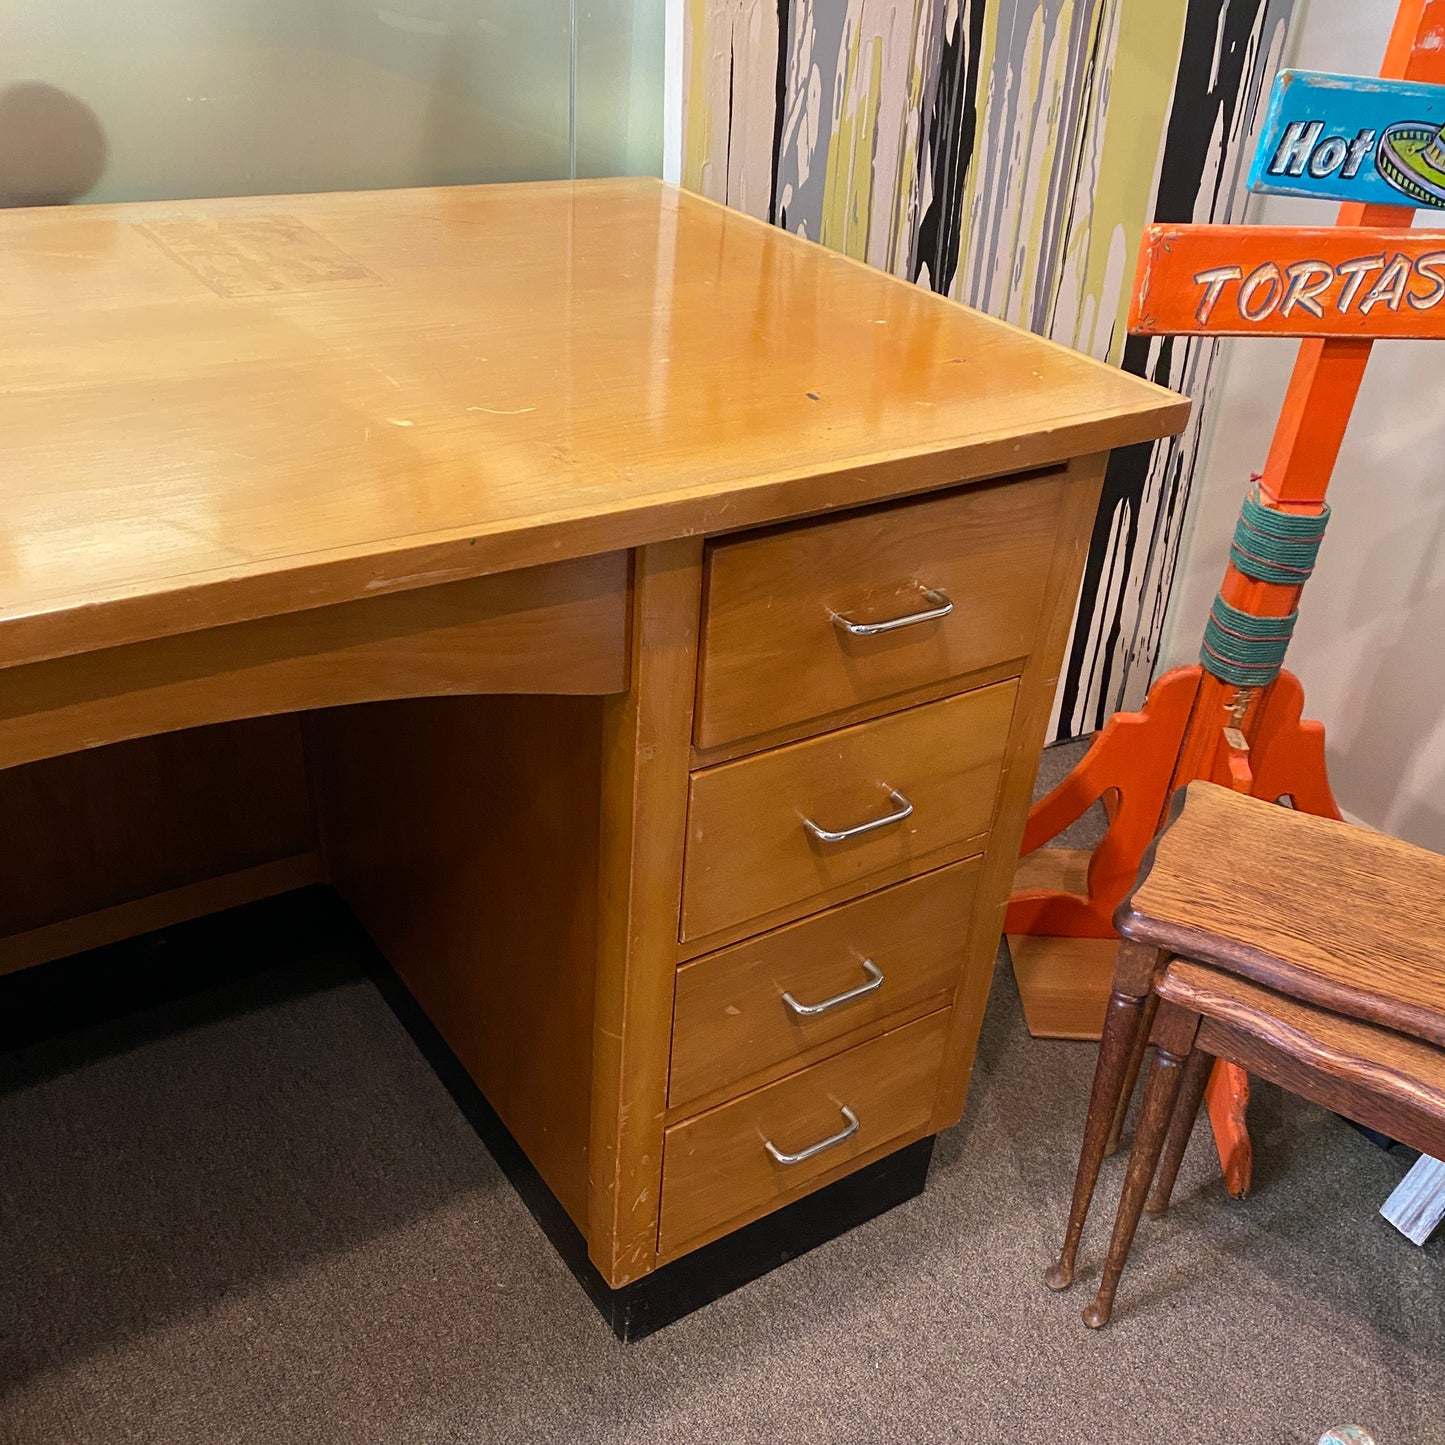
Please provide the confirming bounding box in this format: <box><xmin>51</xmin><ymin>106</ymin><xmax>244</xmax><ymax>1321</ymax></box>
<box><xmin>1160</xmin><ymin>958</ymin><xmax>1445</xmax><ymax>1090</ymax></box>
<box><xmin>1123</xmin><ymin>782</ymin><xmax>1445</xmax><ymax>1050</ymax></box>
<box><xmin>1</xmin><ymin>178</ymin><xmax>1188</xmax><ymax>668</ymax></box>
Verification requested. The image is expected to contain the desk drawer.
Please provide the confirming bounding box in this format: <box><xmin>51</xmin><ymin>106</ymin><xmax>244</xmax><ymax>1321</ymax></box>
<box><xmin>659</xmin><ymin>1008</ymin><xmax>950</xmax><ymax>1255</ymax></box>
<box><xmin>680</xmin><ymin>681</ymin><xmax>1016</xmax><ymax>944</ymax></box>
<box><xmin>694</xmin><ymin>471</ymin><xmax>1066</xmax><ymax>750</ymax></box>
<box><xmin>669</xmin><ymin>860</ymin><xmax>979</xmax><ymax>1108</ymax></box>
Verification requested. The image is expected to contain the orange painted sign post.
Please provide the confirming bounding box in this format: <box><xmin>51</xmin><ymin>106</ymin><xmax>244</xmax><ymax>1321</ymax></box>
<box><xmin>1130</xmin><ymin>226</ymin><xmax>1445</xmax><ymax>338</ymax></box>
<box><xmin>1007</xmin><ymin>0</ymin><xmax>1445</xmax><ymax>1202</ymax></box>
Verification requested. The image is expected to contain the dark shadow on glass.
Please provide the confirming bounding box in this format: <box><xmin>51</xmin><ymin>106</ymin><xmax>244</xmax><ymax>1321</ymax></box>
<box><xmin>0</xmin><ymin>81</ymin><xmax>107</xmax><ymax>207</ymax></box>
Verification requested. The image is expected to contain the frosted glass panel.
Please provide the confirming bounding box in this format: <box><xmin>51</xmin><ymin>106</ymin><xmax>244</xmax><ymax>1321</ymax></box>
<box><xmin>576</xmin><ymin>0</ymin><xmax>664</xmax><ymax>178</ymax></box>
<box><xmin>0</xmin><ymin>0</ymin><xmax>584</xmax><ymax>206</ymax></box>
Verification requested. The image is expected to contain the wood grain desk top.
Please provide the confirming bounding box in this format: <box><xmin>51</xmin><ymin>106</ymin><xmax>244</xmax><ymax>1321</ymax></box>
<box><xmin>1</xmin><ymin>178</ymin><xmax>1188</xmax><ymax>669</ymax></box>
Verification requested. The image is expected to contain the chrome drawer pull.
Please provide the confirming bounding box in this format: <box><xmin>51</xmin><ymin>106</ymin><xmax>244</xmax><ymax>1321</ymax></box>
<box><xmin>764</xmin><ymin>1105</ymin><xmax>860</xmax><ymax>1166</ymax></box>
<box><xmin>803</xmin><ymin>789</ymin><xmax>913</xmax><ymax>844</ymax></box>
<box><xmin>783</xmin><ymin>959</ymin><xmax>884</xmax><ymax>1017</ymax></box>
<box><xmin>831</xmin><ymin>587</ymin><xmax>953</xmax><ymax>638</ymax></box>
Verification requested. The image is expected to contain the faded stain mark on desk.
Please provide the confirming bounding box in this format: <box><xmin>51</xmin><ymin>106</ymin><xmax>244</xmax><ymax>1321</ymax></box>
<box><xmin>136</xmin><ymin>215</ymin><xmax>381</xmax><ymax>298</ymax></box>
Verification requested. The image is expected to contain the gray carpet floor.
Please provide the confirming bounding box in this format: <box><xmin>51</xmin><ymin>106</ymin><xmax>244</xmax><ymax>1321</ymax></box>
<box><xmin>1</xmin><ymin>747</ymin><xmax>1442</xmax><ymax>1445</ymax></box>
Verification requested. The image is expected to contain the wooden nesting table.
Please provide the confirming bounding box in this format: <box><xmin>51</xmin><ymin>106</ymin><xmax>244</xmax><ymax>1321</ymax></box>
<box><xmin>0</xmin><ymin>178</ymin><xmax>1188</xmax><ymax>1334</ymax></box>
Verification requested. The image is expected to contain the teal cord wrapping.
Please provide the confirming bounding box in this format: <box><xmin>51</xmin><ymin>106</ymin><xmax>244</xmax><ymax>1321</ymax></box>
<box><xmin>1229</xmin><ymin>489</ymin><xmax>1330</xmax><ymax>584</ymax></box>
<box><xmin>1200</xmin><ymin>595</ymin><xmax>1298</xmax><ymax>688</ymax></box>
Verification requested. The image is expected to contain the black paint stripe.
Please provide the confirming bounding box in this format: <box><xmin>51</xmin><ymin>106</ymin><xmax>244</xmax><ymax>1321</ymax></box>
<box><xmin>912</xmin><ymin>0</ymin><xmax>984</xmax><ymax>293</ymax></box>
<box><xmin>768</xmin><ymin>0</ymin><xmax>791</xmax><ymax>225</ymax></box>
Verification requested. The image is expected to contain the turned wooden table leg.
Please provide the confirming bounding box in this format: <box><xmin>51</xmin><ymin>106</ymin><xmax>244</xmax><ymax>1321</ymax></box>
<box><xmin>1046</xmin><ymin>941</ymin><xmax>1162</xmax><ymax>1290</ymax></box>
<box><xmin>1084</xmin><ymin>1001</ymin><xmax>1201</xmax><ymax>1327</ymax></box>
<box><xmin>1145</xmin><ymin>1046</ymin><xmax>1213</xmax><ymax>1217</ymax></box>
<box><xmin>1105</xmin><ymin>992</ymin><xmax>1158</xmax><ymax>1156</ymax></box>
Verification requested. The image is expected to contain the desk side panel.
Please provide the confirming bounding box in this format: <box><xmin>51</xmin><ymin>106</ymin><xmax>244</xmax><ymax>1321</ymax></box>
<box><xmin>309</xmin><ymin>694</ymin><xmax>605</xmax><ymax>1230</ymax></box>
<box><xmin>590</xmin><ymin>538</ymin><xmax>704</xmax><ymax>1288</ymax></box>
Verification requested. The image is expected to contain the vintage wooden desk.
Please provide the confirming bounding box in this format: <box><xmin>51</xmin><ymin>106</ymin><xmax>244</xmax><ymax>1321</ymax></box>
<box><xmin>0</xmin><ymin>179</ymin><xmax>1187</xmax><ymax>1334</ymax></box>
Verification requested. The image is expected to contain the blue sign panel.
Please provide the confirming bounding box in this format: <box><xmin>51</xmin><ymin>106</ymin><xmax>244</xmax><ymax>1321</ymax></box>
<box><xmin>1249</xmin><ymin>69</ymin><xmax>1445</xmax><ymax>209</ymax></box>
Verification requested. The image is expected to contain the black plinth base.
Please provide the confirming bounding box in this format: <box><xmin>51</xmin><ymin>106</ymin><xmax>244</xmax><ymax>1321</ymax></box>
<box><xmin>0</xmin><ymin>886</ymin><xmax>936</xmax><ymax>1342</ymax></box>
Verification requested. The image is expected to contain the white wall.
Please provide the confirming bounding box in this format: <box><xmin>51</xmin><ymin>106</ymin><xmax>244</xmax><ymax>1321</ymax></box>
<box><xmin>661</xmin><ymin>0</ymin><xmax>684</xmax><ymax>183</ymax></box>
<box><xmin>1159</xmin><ymin>0</ymin><xmax>1445</xmax><ymax>852</ymax></box>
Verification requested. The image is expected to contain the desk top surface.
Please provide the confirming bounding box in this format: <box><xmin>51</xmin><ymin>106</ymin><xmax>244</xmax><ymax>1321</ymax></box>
<box><xmin>2</xmin><ymin>179</ymin><xmax>1187</xmax><ymax>668</ymax></box>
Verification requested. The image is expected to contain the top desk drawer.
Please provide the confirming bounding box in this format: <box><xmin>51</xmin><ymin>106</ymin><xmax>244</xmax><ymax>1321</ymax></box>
<box><xmin>694</xmin><ymin>470</ymin><xmax>1068</xmax><ymax>750</ymax></box>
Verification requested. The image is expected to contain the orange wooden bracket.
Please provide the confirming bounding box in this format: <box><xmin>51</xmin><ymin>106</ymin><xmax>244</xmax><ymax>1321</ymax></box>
<box><xmin>1006</xmin><ymin>668</ymin><xmax>1199</xmax><ymax>940</ymax></box>
<box><xmin>1205</xmin><ymin>714</ymin><xmax>1262</xmax><ymax>1196</ymax></box>
<box><xmin>1206</xmin><ymin>1062</ymin><xmax>1254</xmax><ymax>1197</ymax></box>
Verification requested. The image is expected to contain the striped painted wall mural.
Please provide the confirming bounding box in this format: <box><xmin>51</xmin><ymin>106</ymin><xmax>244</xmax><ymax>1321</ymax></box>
<box><xmin>682</xmin><ymin>0</ymin><xmax>1296</xmax><ymax>738</ymax></box>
